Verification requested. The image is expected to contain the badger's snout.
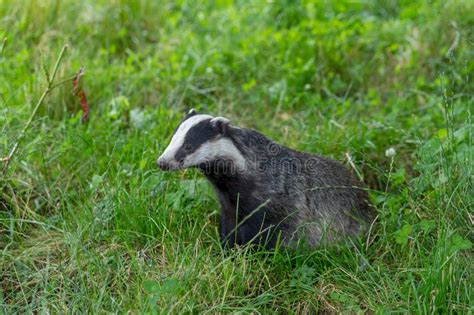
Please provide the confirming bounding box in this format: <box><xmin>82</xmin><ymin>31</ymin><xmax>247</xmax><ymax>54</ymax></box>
<box><xmin>156</xmin><ymin>156</ymin><xmax>182</xmax><ymax>171</ymax></box>
<box><xmin>157</xmin><ymin>158</ymin><xmax>171</xmax><ymax>170</ymax></box>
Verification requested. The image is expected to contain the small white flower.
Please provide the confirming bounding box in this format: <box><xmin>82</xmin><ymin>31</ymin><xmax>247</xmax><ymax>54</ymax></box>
<box><xmin>385</xmin><ymin>147</ymin><xmax>396</xmax><ymax>157</ymax></box>
<box><xmin>304</xmin><ymin>84</ymin><xmax>311</xmax><ymax>90</ymax></box>
<box><xmin>130</xmin><ymin>108</ymin><xmax>146</xmax><ymax>129</ymax></box>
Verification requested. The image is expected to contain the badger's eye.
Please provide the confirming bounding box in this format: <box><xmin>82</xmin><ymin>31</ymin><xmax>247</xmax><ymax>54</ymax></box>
<box><xmin>184</xmin><ymin>144</ymin><xmax>193</xmax><ymax>151</ymax></box>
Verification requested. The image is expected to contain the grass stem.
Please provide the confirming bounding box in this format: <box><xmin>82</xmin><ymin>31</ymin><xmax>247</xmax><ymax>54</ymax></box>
<box><xmin>2</xmin><ymin>45</ymin><xmax>68</xmax><ymax>174</ymax></box>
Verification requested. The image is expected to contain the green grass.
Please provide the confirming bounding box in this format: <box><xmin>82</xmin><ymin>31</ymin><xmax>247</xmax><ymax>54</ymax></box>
<box><xmin>0</xmin><ymin>0</ymin><xmax>472</xmax><ymax>313</ymax></box>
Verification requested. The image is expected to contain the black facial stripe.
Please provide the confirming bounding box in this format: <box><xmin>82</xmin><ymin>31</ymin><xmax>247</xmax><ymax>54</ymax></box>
<box><xmin>174</xmin><ymin>119</ymin><xmax>219</xmax><ymax>162</ymax></box>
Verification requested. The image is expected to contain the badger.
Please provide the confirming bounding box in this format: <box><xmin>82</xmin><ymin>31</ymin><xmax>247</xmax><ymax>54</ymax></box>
<box><xmin>157</xmin><ymin>109</ymin><xmax>374</xmax><ymax>249</ymax></box>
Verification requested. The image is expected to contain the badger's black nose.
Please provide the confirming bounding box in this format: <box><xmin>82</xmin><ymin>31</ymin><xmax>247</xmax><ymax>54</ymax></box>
<box><xmin>157</xmin><ymin>159</ymin><xmax>170</xmax><ymax>170</ymax></box>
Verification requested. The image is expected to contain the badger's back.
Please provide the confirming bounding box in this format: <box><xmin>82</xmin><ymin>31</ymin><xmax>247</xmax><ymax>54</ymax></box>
<box><xmin>282</xmin><ymin>153</ymin><xmax>372</xmax><ymax>246</ymax></box>
<box><xmin>214</xmin><ymin>127</ymin><xmax>373</xmax><ymax>248</ymax></box>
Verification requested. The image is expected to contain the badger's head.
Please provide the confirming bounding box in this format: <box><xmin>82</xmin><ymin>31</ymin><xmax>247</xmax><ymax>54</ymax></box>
<box><xmin>157</xmin><ymin>109</ymin><xmax>244</xmax><ymax>171</ymax></box>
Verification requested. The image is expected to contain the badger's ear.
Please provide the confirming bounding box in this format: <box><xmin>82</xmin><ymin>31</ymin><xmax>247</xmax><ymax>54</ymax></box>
<box><xmin>186</xmin><ymin>108</ymin><xmax>197</xmax><ymax>118</ymax></box>
<box><xmin>210</xmin><ymin>117</ymin><xmax>230</xmax><ymax>134</ymax></box>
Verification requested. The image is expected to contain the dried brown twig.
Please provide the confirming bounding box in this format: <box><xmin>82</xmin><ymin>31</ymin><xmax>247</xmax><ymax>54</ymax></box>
<box><xmin>72</xmin><ymin>67</ymin><xmax>89</xmax><ymax>123</ymax></box>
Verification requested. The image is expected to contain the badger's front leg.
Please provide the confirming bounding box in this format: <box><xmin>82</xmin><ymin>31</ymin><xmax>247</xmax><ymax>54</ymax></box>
<box><xmin>220</xmin><ymin>210</ymin><xmax>237</xmax><ymax>248</ymax></box>
<box><xmin>218</xmin><ymin>200</ymin><xmax>259</xmax><ymax>248</ymax></box>
<box><xmin>214</xmin><ymin>189</ymin><xmax>238</xmax><ymax>248</ymax></box>
<box><xmin>220</xmin><ymin>211</ymin><xmax>264</xmax><ymax>248</ymax></box>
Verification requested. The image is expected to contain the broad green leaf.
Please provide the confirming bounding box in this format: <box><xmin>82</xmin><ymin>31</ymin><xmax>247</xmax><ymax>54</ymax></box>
<box><xmin>395</xmin><ymin>224</ymin><xmax>412</xmax><ymax>245</ymax></box>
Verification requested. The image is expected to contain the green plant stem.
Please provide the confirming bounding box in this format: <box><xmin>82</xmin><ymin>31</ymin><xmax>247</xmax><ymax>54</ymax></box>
<box><xmin>51</xmin><ymin>73</ymin><xmax>82</xmax><ymax>90</ymax></box>
<box><xmin>48</xmin><ymin>45</ymin><xmax>68</xmax><ymax>86</ymax></box>
<box><xmin>2</xmin><ymin>45</ymin><xmax>68</xmax><ymax>173</ymax></box>
<box><xmin>0</xmin><ymin>37</ymin><xmax>6</xmax><ymax>55</ymax></box>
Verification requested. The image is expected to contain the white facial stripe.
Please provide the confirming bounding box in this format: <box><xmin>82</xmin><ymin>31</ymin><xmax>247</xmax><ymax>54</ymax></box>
<box><xmin>159</xmin><ymin>114</ymin><xmax>212</xmax><ymax>161</ymax></box>
<box><xmin>183</xmin><ymin>138</ymin><xmax>246</xmax><ymax>169</ymax></box>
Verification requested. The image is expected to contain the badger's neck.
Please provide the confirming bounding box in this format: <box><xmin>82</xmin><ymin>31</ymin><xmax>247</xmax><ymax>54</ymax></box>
<box><xmin>199</xmin><ymin>126</ymin><xmax>276</xmax><ymax>175</ymax></box>
<box><xmin>198</xmin><ymin>127</ymin><xmax>279</xmax><ymax>213</ymax></box>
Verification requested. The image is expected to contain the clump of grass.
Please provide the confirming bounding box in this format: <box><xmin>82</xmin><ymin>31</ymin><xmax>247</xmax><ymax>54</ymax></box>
<box><xmin>1</xmin><ymin>0</ymin><xmax>472</xmax><ymax>313</ymax></box>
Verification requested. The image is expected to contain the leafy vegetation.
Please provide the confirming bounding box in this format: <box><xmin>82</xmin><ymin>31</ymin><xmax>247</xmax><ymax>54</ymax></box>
<box><xmin>1</xmin><ymin>0</ymin><xmax>472</xmax><ymax>313</ymax></box>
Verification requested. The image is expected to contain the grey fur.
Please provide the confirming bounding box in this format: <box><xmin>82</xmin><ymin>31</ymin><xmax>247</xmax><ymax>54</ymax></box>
<box><xmin>158</xmin><ymin>112</ymin><xmax>375</xmax><ymax>249</ymax></box>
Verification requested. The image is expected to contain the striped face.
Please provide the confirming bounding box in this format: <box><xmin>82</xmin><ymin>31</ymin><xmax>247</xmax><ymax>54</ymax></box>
<box><xmin>157</xmin><ymin>110</ymin><xmax>245</xmax><ymax>171</ymax></box>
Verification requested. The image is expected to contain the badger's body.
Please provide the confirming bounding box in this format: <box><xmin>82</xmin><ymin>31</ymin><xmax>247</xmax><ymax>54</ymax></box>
<box><xmin>157</xmin><ymin>110</ymin><xmax>374</xmax><ymax>249</ymax></box>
